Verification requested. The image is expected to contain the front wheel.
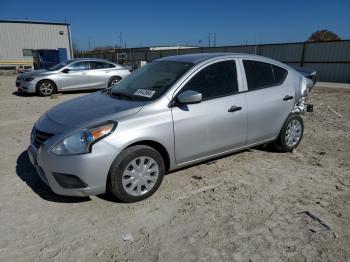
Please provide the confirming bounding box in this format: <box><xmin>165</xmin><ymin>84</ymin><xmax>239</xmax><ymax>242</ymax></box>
<box><xmin>108</xmin><ymin>145</ymin><xmax>165</xmax><ymax>202</ymax></box>
<box><xmin>36</xmin><ymin>80</ymin><xmax>56</xmax><ymax>96</ymax></box>
<box><xmin>273</xmin><ymin>114</ymin><xmax>304</xmax><ymax>152</ymax></box>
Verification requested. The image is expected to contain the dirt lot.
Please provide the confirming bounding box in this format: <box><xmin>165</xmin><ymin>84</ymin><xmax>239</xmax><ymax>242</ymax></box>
<box><xmin>0</xmin><ymin>75</ymin><xmax>349</xmax><ymax>262</ymax></box>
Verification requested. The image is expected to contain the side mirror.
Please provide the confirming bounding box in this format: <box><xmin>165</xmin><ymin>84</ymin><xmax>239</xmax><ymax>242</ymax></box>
<box><xmin>62</xmin><ymin>68</ymin><xmax>70</xmax><ymax>73</ymax></box>
<box><xmin>177</xmin><ymin>90</ymin><xmax>202</xmax><ymax>104</ymax></box>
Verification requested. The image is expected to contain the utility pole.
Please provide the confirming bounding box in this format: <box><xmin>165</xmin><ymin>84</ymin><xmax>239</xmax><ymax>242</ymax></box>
<box><xmin>119</xmin><ymin>32</ymin><xmax>123</xmax><ymax>49</ymax></box>
<box><xmin>88</xmin><ymin>38</ymin><xmax>91</xmax><ymax>51</ymax></box>
<box><xmin>208</xmin><ymin>33</ymin><xmax>211</xmax><ymax>47</ymax></box>
<box><xmin>214</xmin><ymin>33</ymin><xmax>216</xmax><ymax>47</ymax></box>
<box><xmin>254</xmin><ymin>34</ymin><xmax>257</xmax><ymax>54</ymax></box>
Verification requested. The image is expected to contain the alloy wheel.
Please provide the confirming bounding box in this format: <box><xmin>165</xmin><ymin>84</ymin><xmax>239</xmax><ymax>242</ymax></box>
<box><xmin>39</xmin><ymin>82</ymin><xmax>53</xmax><ymax>95</ymax></box>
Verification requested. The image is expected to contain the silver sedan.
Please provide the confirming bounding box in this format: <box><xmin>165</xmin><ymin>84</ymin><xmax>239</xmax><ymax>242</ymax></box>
<box><xmin>28</xmin><ymin>53</ymin><xmax>315</xmax><ymax>202</ymax></box>
<box><xmin>16</xmin><ymin>58</ymin><xmax>131</xmax><ymax>96</ymax></box>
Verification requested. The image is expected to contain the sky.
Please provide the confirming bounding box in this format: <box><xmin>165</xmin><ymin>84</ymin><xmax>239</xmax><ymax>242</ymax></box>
<box><xmin>1</xmin><ymin>0</ymin><xmax>350</xmax><ymax>50</ymax></box>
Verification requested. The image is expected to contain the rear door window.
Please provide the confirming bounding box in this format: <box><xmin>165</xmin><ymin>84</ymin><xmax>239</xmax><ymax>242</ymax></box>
<box><xmin>243</xmin><ymin>60</ymin><xmax>287</xmax><ymax>90</ymax></box>
<box><xmin>182</xmin><ymin>60</ymin><xmax>238</xmax><ymax>100</ymax></box>
<box><xmin>89</xmin><ymin>61</ymin><xmax>116</xmax><ymax>69</ymax></box>
<box><xmin>89</xmin><ymin>61</ymin><xmax>108</xmax><ymax>69</ymax></box>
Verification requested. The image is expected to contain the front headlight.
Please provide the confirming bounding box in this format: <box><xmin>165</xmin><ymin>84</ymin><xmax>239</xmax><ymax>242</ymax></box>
<box><xmin>51</xmin><ymin>121</ymin><xmax>117</xmax><ymax>156</ymax></box>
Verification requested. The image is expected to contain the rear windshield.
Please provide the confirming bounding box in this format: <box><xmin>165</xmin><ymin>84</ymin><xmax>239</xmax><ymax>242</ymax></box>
<box><xmin>110</xmin><ymin>61</ymin><xmax>193</xmax><ymax>101</ymax></box>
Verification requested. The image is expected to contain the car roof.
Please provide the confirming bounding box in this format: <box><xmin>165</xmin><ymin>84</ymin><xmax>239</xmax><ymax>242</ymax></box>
<box><xmin>156</xmin><ymin>53</ymin><xmax>276</xmax><ymax>64</ymax></box>
<box><xmin>67</xmin><ymin>58</ymin><xmax>115</xmax><ymax>63</ymax></box>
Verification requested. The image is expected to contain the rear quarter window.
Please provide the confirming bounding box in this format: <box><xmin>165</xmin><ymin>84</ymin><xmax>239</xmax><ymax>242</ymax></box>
<box><xmin>243</xmin><ymin>60</ymin><xmax>287</xmax><ymax>91</ymax></box>
<box><xmin>272</xmin><ymin>64</ymin><xmax>288</xmax><ymax>84</ymax></box>
<box><xmin>105</xmin><ymin>63</ymin><xmax>116</xmax><ymax>68</ymax></box>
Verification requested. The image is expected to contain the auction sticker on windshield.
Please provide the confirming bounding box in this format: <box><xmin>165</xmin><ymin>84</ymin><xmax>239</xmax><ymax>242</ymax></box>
<box><xmin>134</xmin><ymin>89</ymin><xmax>156</xmax><ymax>98</ymax></box>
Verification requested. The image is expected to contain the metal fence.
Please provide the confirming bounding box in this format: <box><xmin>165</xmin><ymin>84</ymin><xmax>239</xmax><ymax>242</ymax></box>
<box><xmin>77</xmin><ymin>40</ymin><xmax>350</xmax><ymax>83</ymax></box>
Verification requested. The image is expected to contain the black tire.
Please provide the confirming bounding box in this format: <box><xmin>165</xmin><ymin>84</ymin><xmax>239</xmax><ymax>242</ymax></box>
<box><xmin>273</xmin><ymin>114</ymin><xmax>304</xmax><ymax>152</ymax></box>
<box><xmin>108</xmin><ymin>76</ymin><xmax>122</xmax><ymax>87</ymax></box>
<box><xmin>36</xmin><ymin>80</ymin><xmax>56</xmax><ymax>96</ymax></box>
<box><xmin>108</xmin><ymin>145</ymin><xmax>165</xmax><ymax>203</ymax></box>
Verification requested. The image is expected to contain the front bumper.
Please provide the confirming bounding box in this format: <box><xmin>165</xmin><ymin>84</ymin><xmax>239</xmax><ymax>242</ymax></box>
<box><xmin>27</xmin><ymin>139</ymin><xmax>120</xmax><ymax>197</ymax></box>
<box><xmin>16</xmin><ymin>78</ymin><xmax>36</xmax><ymax>93</ymax></box>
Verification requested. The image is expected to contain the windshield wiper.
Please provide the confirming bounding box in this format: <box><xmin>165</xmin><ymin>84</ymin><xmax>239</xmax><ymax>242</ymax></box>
<box><xmin>142</xmin><ymin>85</ymin><xmax>164</xmax><ymax>89</ymax></box>
<box><xmin>110</xmin><ymin>91</ymin><xmax>133</xmax><ymax>101</ymax></box>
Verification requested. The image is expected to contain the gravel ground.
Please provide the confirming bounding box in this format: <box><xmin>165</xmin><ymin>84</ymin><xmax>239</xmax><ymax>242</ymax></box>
<box><xmin>0</xmin><ymin>75</ymin><xmax>349</xmax><ymax>262</ymax></box>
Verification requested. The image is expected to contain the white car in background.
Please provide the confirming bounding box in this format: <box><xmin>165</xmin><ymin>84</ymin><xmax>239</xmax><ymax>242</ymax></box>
<box><xmin>16</xmin><ymin>58</ymin><xmax>132</xmax><ymax>96</ymax></box>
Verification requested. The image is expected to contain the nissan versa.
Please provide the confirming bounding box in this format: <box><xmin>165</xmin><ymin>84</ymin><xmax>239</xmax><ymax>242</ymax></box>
<box><xmin>28</xmin><ymin>53</ymin><xmax>315</xmax><ymax>202</ymax></box>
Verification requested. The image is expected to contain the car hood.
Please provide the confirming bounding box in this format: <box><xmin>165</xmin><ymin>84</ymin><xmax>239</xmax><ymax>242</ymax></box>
<box><xmin>19</xmin><ymin>69</ymin><xmax>50</xmax><ymax>78</ymax></box>
<box><xmin>45</xmin><ymin>91</ymin><xmax>145</xmax><ymax>128</ymax></box>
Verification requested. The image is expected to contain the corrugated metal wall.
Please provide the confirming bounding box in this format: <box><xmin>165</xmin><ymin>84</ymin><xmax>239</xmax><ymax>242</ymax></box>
<box><xmin>80</xmin><ymin>40</ymin><xmax>350</xmax><ymax>83</ymax></box>
<box><xmin>0</xmin><ymin>22</ymin><xmax>72</xmax><ymax>66</ymax></box>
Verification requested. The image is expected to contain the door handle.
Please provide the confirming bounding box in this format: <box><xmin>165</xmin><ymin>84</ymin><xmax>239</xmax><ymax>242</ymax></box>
<box><xmin>228</xmin><ymin>105</ymin><xmax>242</xmax><ymax>112</ymax></box>
<box><xmin>283</xmin><ymin>95</ymin><xmax>294</xmax><ymax>101</ymax></box>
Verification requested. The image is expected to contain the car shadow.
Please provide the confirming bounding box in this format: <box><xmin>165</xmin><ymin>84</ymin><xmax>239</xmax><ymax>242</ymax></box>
<box><xmin>15</xmin><ymin>143</ymin><xmax>282</xmax><ymax>204</ymax></box>
<box><xmin>96</xmin><ymin>191</ymin><xmax>123</xmax><ymax>203</ymax></box>
<box><xmin>12</xmin><ymin>91</ymin><xmax>36</xmax><ymax>97</ymax></box>
<box><xmin>12</xmin><ymin>89</ymin><xmax>101</xmax><ymax>97</ymax></box>
<box><xmin>253</xmin><ymin>143</ymin><xmax>283</xmax><ymax>153</ymax></box>
<box><xmin>97</xmin><ymin>145</ymin><xmax>284</xmax><ymax>203</ymax></box>
<box><xmin>165</xmin><ymin>143</ymin><xmax>283</xmax><ymax>175</ymax></box>
<box><xmin>16</xmin><ymin>151</ymin><xmax>91</xmax><ymax>203</ymax></box>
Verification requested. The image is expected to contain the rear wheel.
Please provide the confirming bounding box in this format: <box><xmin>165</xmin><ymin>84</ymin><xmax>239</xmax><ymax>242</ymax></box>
<box><xmin>108</xmin><ymin>76</ymin><xmax>122</xmax><ymax>87</ymax></box>
<box><xmin>36</xmin><ymin>80</ymin><xmax>56</xmax><ymax>96</ymax></box>
<box><xmin>273</xmin><ymin>114</ymin><xmax>304</xmax><ymax>152</ymax></box>
<box><xmin>108</xmin><ymin>145</ymin><xmax>164</xmax><ymax>202</ymax></box>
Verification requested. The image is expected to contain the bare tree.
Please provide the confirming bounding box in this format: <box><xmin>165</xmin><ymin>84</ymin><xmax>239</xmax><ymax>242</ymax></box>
<box><xmin>72</xmin><ymin>41</ymin><xmax>81</xmax><ymax>55</ymax></box>
<box><xmin>308</xmin><ymin>30</ymin><xmax>341</xmax><ymax>42</ymax></box>
<box><xmin>92</xmin><ymin>45</ymin><xmax>115</xmax><ymax>51</ymax></box>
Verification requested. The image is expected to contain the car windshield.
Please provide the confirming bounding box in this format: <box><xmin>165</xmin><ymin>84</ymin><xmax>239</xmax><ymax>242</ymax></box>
<box><xmin>110</xmin><ymin>61</ymin><xmax>193</xmax><ymax>101</ymax></box>
<box><xmin>48</xmin><ymin>61</ymin><xmax>70</xmax><ymax>71</ymax></box>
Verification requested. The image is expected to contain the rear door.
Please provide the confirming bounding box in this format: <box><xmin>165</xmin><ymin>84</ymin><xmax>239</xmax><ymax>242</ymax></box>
<box><xmin>172</xmin><ymin>59</ymin><xmax>247</xmax><ymax>164</ymax></box>
<box><xmin>241</xmin><ymin>59</ymin><xmax>294</xmax><ymax>144</ymax></box>
<box><xmin>58</xmin><ymin>61</ymin><xmax>91</xmax><ymax>90</ymax></box>
<box><xmin>87</xmin><ymin>61</ymin><xmax>116</xmax><ymax>88</ymax></box>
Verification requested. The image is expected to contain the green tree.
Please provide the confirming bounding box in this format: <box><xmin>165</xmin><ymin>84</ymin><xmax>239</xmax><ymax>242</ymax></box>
<box><xmin>308</xmin><ymin>30</ymin><xmax>341</xmax><ymax>42</ymax></box>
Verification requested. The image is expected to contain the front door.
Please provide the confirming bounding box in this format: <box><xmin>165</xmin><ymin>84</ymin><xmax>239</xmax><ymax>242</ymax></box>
<box><xmin>58</xmin><ymin>61</ymin><xmax>92</xmax><ymax>90</ymax></box>
<box><xmin>172</xmin><ymin>60</ymin><xmax>247</xmax><ymax>164</ymax></box>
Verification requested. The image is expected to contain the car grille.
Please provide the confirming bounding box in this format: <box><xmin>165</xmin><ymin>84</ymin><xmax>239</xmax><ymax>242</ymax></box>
<box><xmin>32</xmin><ymin>128</ymin><xmax>55</xmax><ymax>148</ymax></box>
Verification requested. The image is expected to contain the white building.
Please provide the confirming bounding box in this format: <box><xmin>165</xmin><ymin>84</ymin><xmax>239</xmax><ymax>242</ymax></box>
<box><xmin>0</xmin><ymin>20</ymin><xmax>73</xmax><ymax>68</ymax></box>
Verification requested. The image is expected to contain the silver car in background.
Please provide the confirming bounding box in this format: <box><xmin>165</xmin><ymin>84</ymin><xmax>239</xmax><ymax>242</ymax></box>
<box><xmin>16</xmin><ymin>58</ymin><xmax>131</xmax><ymax>96</ymax></box>
<box><xmin>28</xmin><ymin>53</ymin><xmax>315</xmax><ymax>202</ymax></box>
